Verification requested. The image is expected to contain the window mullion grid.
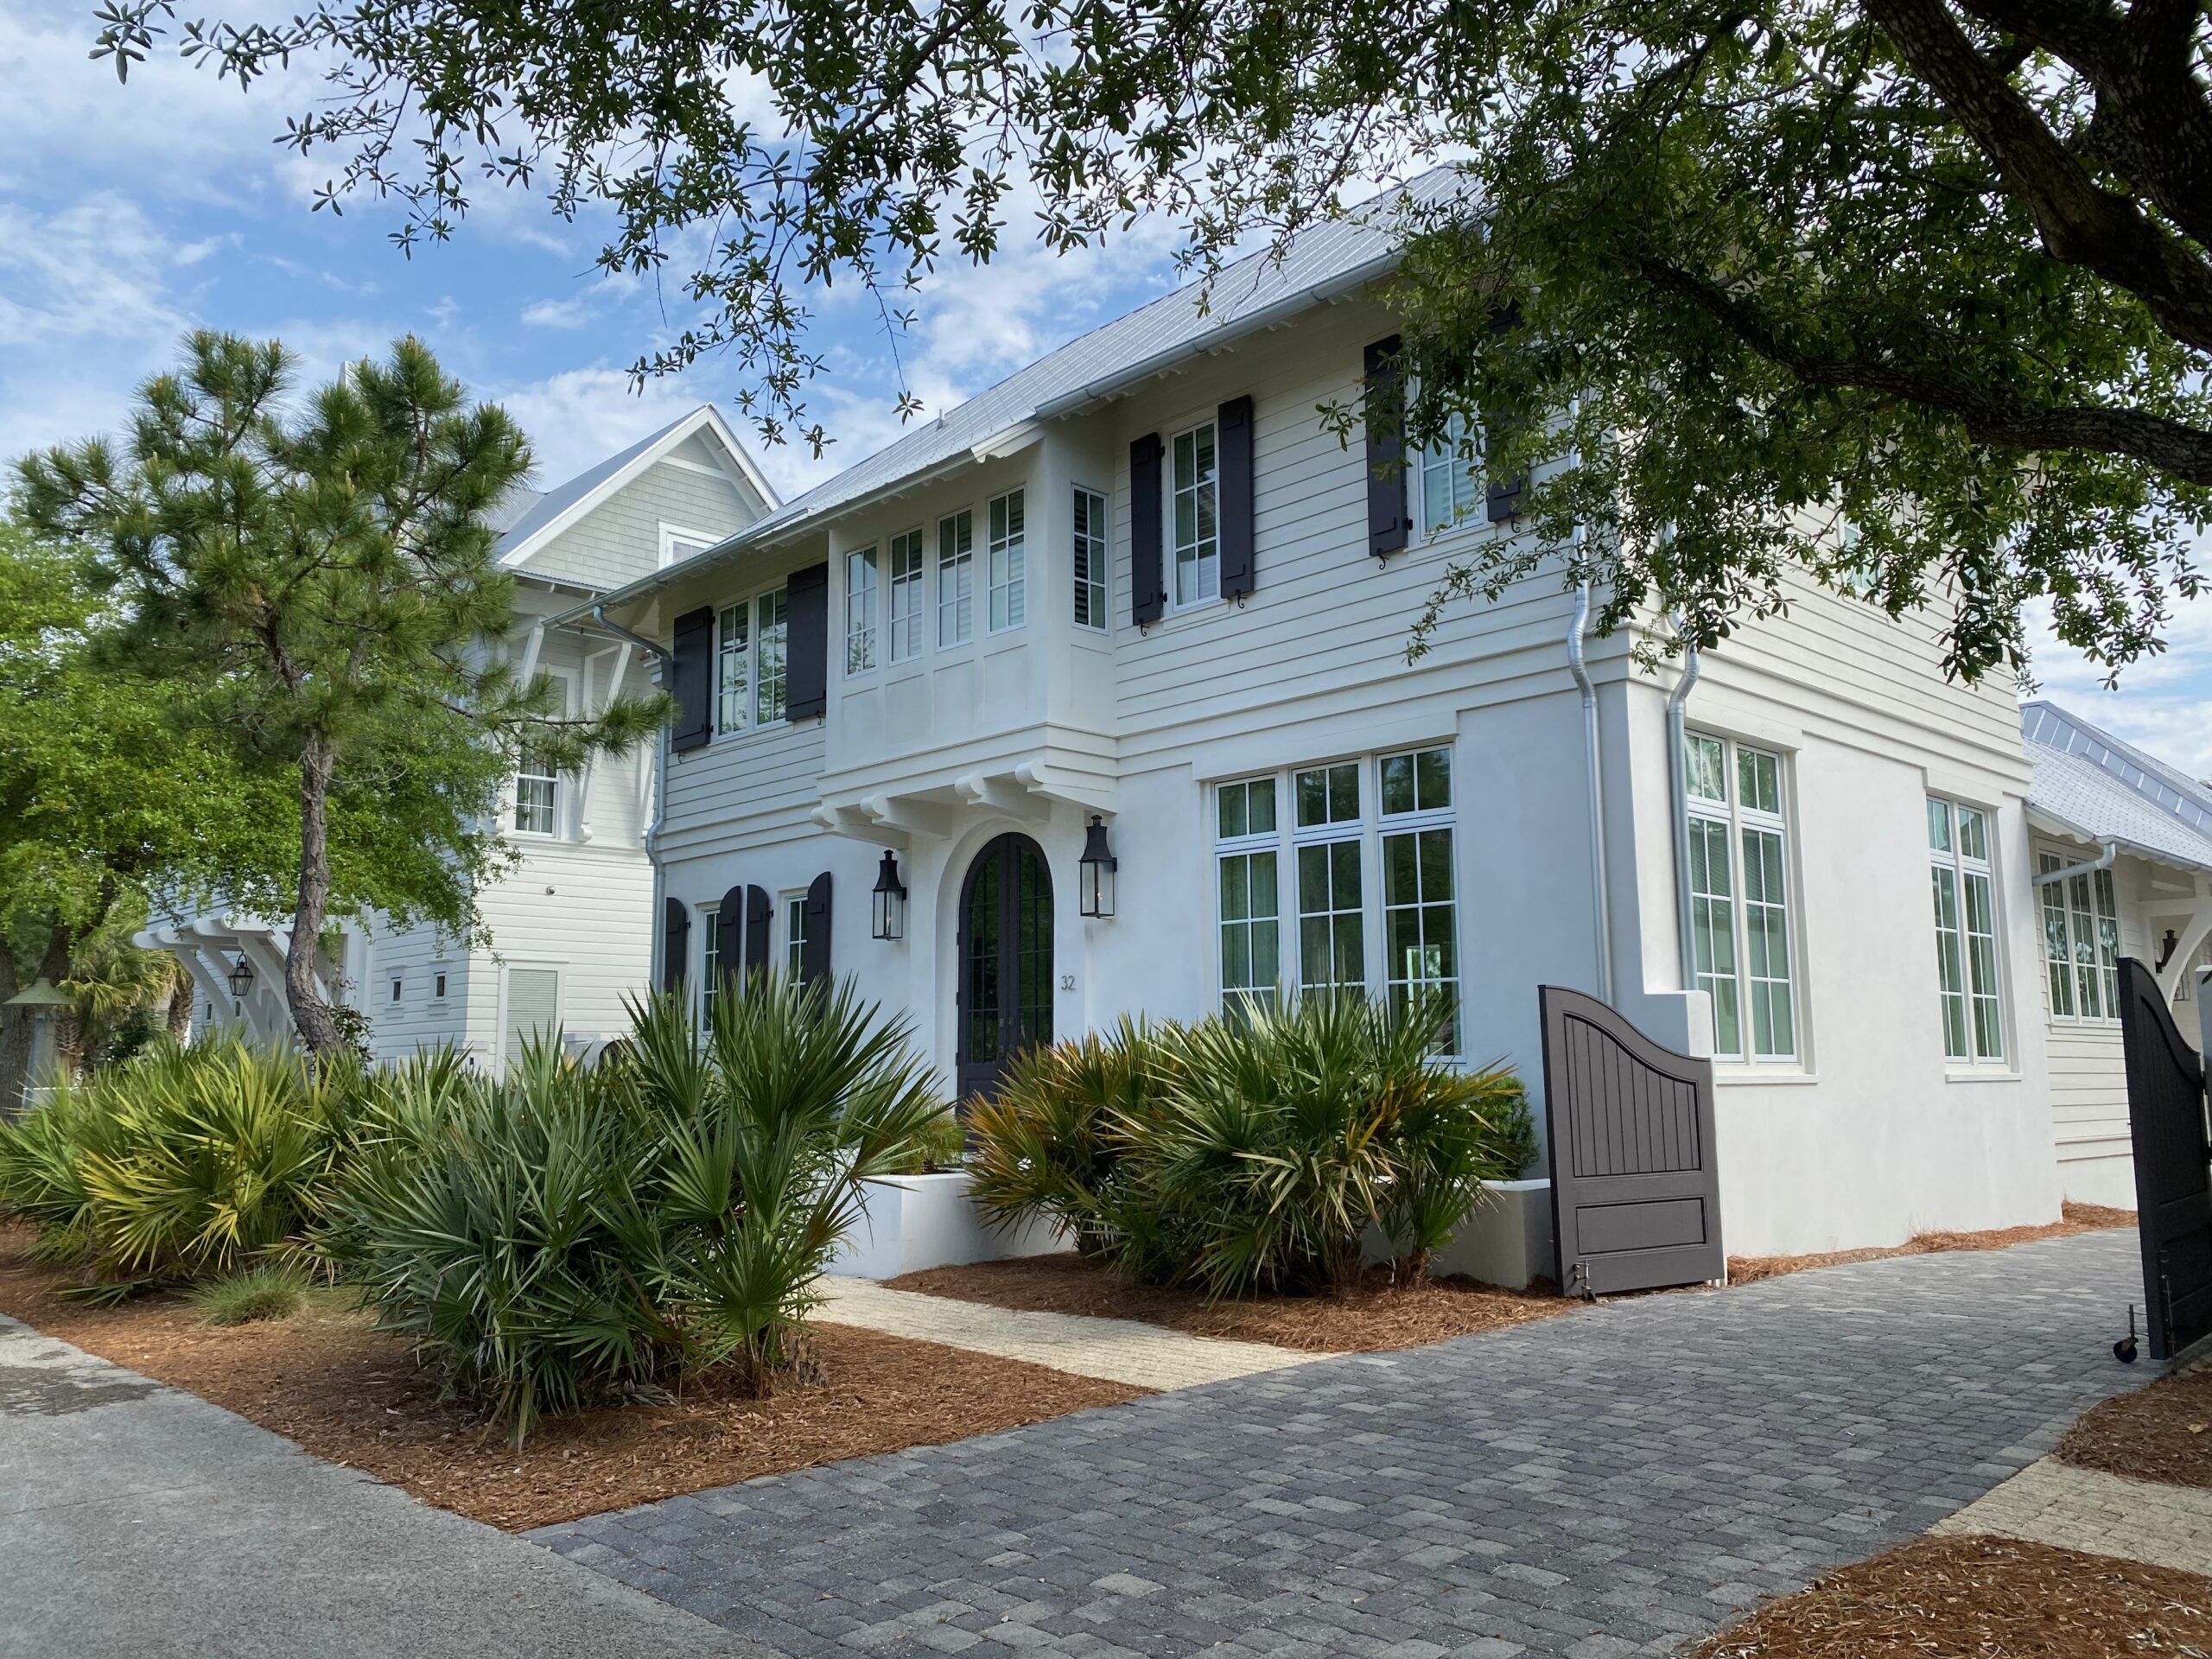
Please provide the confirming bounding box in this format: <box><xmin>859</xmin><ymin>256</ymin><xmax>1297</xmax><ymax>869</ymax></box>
<box><xmin>1736</xmin><ymin>791</ymin><xmax>1795</xmax><ymax>1063</ymax></box>
<box><xmin>1379</xmin><ymin>789</ymin><xmax>1458</xmax><ymax>1053</ymax></box>
<box><xmin>1215</xmin><ymin>804</ymin><xmax>1281</xmax><ymax>1016</ymax></box>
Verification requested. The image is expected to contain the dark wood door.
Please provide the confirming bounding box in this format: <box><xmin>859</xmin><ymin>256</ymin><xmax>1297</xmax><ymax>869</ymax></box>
<box><xmin>957</xmin><ymin>834</ymin><xmax>1053</xmax><ymax>1102</ymax></box>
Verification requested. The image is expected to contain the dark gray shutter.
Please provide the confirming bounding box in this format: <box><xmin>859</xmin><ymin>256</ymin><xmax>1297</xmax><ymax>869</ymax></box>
<box><xmin>744</xmin><ymin>885</ymin><xmax>772</xmax><ymax>977</ymax></box>
<box><xmin>1129</xmin><ymin>433</ymin><xmax>1165</xmax><ymax>626</ymax></box>
<box><xmin>801</xmin><ymin>871</ymin><xmax>832</xmax><ymax>990</ymax></box>
<box><xmin>715</xmin><ymin>885</ymin><xmax>746</xmax><ymax>994</ymax></box>
<box><xmin>1363</xmin><ymin>336</ymin><xmax>1409</xmax><ymax>558</ymax></box>
<box><xmin>661</xmin><ymin>896</ymin><xmax>690</xmax><ymax>993</ymax></box>
<box><xmin>785</xmin><ymin>562</ymin><xmax>830</xmax><ymax>720</ymax></box>
<box><xmin>1217</xmin><ymin>395</ymin><xmax>1255</xmax><ymax>599</ymax></box>
<box><xmin>1485</xmin><ymin>305</ymin><xmax>1527</xmax><ymax>523</ymax></box>
<box><xmin>670</xmin><ymin>607</ymin><xmax>715</xmax><ymax>752</ymax></box>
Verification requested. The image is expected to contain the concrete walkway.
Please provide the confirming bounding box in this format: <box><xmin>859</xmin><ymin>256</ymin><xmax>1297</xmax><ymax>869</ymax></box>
<box><xmin>816</xmin><ymin>1275</ymin><xmax>1330</xmax><ymax>1390</ymax></box>
<box><xmin>1934</xmin><ymin>1454</ymin><xmax>2212</xmax><ymax>1576</ymax></box>
<box><xmin>0</xmin><ymin>1313</ymin><xmax>779</xmax><ymax>1659</ymax></box>
<box><xmin>537</xmin><ymin>1229</ymin><xmax>2152</xmax><ymax>1658</ymax></box>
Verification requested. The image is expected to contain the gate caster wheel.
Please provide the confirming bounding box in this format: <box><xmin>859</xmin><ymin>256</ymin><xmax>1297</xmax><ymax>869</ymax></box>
<box><xmin>2115</xmin><ymin>1335</ymin><xmax>2140</xmax><ymax>1363</ymax></box>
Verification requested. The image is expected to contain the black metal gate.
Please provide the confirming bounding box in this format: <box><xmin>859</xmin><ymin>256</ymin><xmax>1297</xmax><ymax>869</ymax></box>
<box><xmin>2117</xmin><ymin>955</ymin><xmax>2212</xmax><ymax>1360</ymax></box>
<box><xmin>1540</xmin><ymin>984</ymin><xmax>1725</xmax><ymax>1295</ymax></box>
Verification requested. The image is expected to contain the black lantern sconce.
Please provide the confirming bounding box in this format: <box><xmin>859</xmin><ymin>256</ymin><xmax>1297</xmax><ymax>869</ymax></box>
<box><xmin>226</xmin><ymin>953</ymin><xmax>256</xmax><ymax>999</ymax></box>
<box><xmin>871</xmin><ymin>849</ymin><xmax>908</xmax><ymax>941</ymax></box>
<box><xmin>1077</xmin><ymin>815</ymin><xmax>1117</xmax><ymax>919</ymax></box>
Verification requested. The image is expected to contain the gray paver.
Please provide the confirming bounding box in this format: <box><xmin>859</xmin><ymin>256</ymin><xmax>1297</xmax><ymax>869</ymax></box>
<box><xmin>533</xmin><ymin>1230</ymin><xmax>2149</xmax><ymax>1657</ymax></box>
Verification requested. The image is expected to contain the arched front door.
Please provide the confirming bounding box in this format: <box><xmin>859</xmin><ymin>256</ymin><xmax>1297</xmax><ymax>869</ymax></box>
<box><xmin>957</xmin><ymin>833</ymin><xmax>1053</xmax><ymax>1101</ymax></box>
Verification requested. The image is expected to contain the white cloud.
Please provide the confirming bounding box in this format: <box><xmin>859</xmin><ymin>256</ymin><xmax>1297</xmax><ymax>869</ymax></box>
<box><xmin>2027</xmin><ymin>589</ymin><xmax>2212</xmax><ymax>779</ymax></box>
<box><xmin>521</xmin><ymin>296</ymin><xmax>592</xmax><ymax>330</ymax></box>
<box><xmin>493</xmin><ymin>365</ymin><xmax>721</xmax><ymax>489</ymax></box>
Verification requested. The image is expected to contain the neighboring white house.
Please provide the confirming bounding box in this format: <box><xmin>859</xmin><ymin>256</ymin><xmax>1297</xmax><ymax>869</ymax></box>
<box><xmin>2021</xmin><ymin>700</ymin><xmax>2212</xmax><ymax>1210</ymax></box>
<box><xmin>141</xmin><ymin>406</ymin><xmax>777</xmax><ymax>1068</ymax></box>
<box><xmin>563</xmin><ymin>174</ymin><xmax>2078</xmax><ymax>1258</ymax></box>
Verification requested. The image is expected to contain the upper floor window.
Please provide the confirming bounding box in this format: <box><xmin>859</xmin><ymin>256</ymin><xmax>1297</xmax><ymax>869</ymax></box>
<box><xmin>2037</xmin><ymin>851</ymin><xmax>2120</xmax><ymax>1022</ymax></box>
<box><xmin>1072</xmin><ymin>486</ymin><xmax>1108</xmax><ymax>631</ymax></box>
<box><xmin>717</xmin><ymin>585</ymin><xmax>788</xmax><ymax>733</ymax></box>
<box><xmin>888</xmin><ymin>527</ymin><xmax>925</xmax><ymax>663</ymax></box>
<box><xmin>1929</xmin><ymin>798</ymin><xmax>2004</xmax><ymax>1063</ymax></box>
<box><xmin>845</xmin><ymin>545</ymin><xmax>879</xmax><ymax>674</ymax></box>
<box><xmin>938</xmin><ymin>508</ymin><xmax>975</xmax><ymax>647</ymax></box>
<box><xmin>513</xmin><ymin>742</ymin><xmax>558</xmax><ymax>836</ymax></box>
<box><xmin>659</xmin><ymin>524</ymin><xmax>717</xmax><ymax>569</ymax></box>
<box><xmin>1681</xmin><ymin>734</ymin><xmax>1796</xmax><ymax>1062</ymax></box>
<box><xmin>1171</xmin><ymin>419</ymin><xmax>1219</xmax><ymax>607</ymax></box>
<box><xmin>1418</xmin><ymin>410</ymin><xmax>1483</xmax><ymax>537</ymax></box>
<box><xmin>988</xmin><ymin>489</ymin><xmax>1027</xmax><ymax>632</ymax></box>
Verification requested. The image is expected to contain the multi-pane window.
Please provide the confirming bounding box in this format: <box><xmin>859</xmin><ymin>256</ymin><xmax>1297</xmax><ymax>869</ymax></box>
<box><xmin>1681</xmin><ymin>734</ymin><xmax>1797</xmax><ymax>1061</ymax></box>
<box><xmin>1419</xmin><ymin>410</ymin><xmax>1482</xmax><ymax>536</ymax></box>
<box><xmin>2037</xmin><ymin>851</ymin><xmax>2120</xmax><ymax>1022</ymax></box>
<box><xmin>938</xmin><ymin>509</ymin><xmax>975</xmax><ymax>646</ymax></box>
<box><xmin>1216</xmin><ymin>777</ymin><xmax>1281</xmax><ymax>1015</ymax></box>
<box><xmin>1929</xmin><ymin>798</ymin><xmax>2005</xmax><ymax>1062</ymax></box>
<box><xmin>988</xmin><ymin>489</ymin><xmax>1027</xmax><ymax>632</ymax></box>
<box><xmin>513</xmin><ymin>744</ymin><xmax>557</xmax><ymax>835</ymax></box>
<box><xmin>1211</xmin><ymin>748</ymin><xmax>1461</xmax><ymax>1051</ymax></box>
<box><xmin>785</xmin><ymin>894</ymin><xmax>810</xmax><ymax>980</ymax></box>
<box><xmin>887</xmin><ymin>528</ymin><xmax>925</xmax><ymax>663</ymax></box>
<box><xmin>716</xmin><ymin>587</ymin><xmax>787</xmax><ymax>733</ymax></box>
<box><xmin>1072</xmin><ymin>486</ymin><xmax>1108</xmax><ymax>631</ymax></box>
<box><xmin>1294</xmin><ymin>764</ymin><xmax>1364</xmax><ymax>995</ymax></box>
<box><xmin>1171</xmin><ymin>420</ymin><xmax>1219</xmax><ymax>607</ymax></box>
<box><xmin>701</xmin><ymin>906</ymin><xmax>722</xmax><ymax>1021</ymax></box>
<box><xmin>845</xmin><ymin>545</ymin><xmax>879</xmax><ymax>674</ymax></box>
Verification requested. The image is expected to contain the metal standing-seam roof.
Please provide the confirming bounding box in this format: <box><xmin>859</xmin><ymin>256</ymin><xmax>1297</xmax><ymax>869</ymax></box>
<box><xmin>2023</xmin><ymin>699</ymin><xmax>2212</xmax><ymax>873</ymax></box>
<box><xmin>563</xmin><ymin>166</ymin><xmax>1476</xmax><ymax>623</ymax></box>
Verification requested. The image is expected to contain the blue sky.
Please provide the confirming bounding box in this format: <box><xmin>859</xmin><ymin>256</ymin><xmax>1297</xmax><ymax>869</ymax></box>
<box><xmin>3</xmin><ymin>0</ymin><xmax>2205</xmax><ymax>776</ymax></box>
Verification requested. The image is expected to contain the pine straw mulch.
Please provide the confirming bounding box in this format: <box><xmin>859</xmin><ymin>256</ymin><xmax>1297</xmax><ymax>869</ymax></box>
<box><xmin>1692</xmin><ymin>1534</ymin><xmax>2212</xmax><ymax>1658</ymax></box>
<box><xmin>883</xmin><ymin>1252</ymin><xmax>1569</xmax><ymax>1352</ymax></box>
<box><xmin>2057</xmin><ymin>1360</ymin><xmax>2212</xmax><ymax>1491</ymax></box>
<box><xmin>0</xmin><ymin>1228</ymin><xmax>1145</xmax><ymax>1532</ymax></box>
<box><xmin>1726</xmin><ymin>1202</ymin><xmax>2137</xmax><ymax>1287</ymax></box>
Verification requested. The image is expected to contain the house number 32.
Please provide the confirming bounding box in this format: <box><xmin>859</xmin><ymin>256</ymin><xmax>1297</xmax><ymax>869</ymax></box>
<box><xmin>1060</xmin><ymin>974</ymin><xmax>1076</xmax><ymax>992</ymax></box>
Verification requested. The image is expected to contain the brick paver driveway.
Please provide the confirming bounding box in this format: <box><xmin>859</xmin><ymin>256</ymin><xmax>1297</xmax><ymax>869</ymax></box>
<box><xmin>534</xmin><ymin>1230</ymin><xmax>2146</xmax><ymax>1658</ymax></box>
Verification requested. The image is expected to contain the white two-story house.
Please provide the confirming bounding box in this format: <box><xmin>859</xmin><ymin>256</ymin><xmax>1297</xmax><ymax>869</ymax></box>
<box><xmin>142</xmin><ymin>405</ymin><xmax>776</xmax><ymax>1067</ymax></box>
<box><xmin>567</xmin><ymin>179</ymin><xmax>2082</xmax><ymax>1258</ymax></box>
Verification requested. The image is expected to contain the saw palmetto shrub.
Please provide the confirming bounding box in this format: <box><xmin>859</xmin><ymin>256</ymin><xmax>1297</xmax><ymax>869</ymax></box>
<box><xmin>327</xmin><ymin>977</ymin><xmax>943</xmax><ymax>1443</ymax></box>
<box><xmin>0</xmin><ymin>1039</ymin><xmax>353</xmax><ymax>1294</ymax></box>
<box><xmin>965</xmin><ymin>990</ymin><xmax>1531</xmax><ymax>1299</ymax></box>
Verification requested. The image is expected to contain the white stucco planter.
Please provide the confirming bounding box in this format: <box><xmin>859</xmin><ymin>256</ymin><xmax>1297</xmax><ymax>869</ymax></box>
<box><xmin>1359</xmin><ymin>1177</ymin><xmax>1558</xmax><ymax>1291</ymax></box>
<box><xmin>828</xmin><ymin>1170</ymin><xmax>1069</xmax><ymax>1280</ymax></box>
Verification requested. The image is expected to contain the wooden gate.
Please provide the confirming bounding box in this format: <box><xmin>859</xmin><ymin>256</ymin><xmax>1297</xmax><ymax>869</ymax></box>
<box><xmin>1541</xmin><ymin>984</ymin><xmax>1725</xmax><ymax>1295</ymax></box>
<box><xmin>2118</xmin><ymin>956</ymin><xmax>2212</xmax><ymax>1360</ymax></box>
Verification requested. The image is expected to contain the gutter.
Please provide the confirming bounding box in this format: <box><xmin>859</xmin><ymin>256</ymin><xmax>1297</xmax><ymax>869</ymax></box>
<box><xmin>1664</xmin><ymin>617</ymin><xmax>1704</xmax><ymax>991</ymax></box>
<box><xmin>1566</xmin><ymin>571</ymin><xmax>1614</xmax><ymax>1006</ymax></box>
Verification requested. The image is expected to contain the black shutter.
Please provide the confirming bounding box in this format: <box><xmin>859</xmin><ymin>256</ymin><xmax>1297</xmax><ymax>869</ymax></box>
<box><xmin>1485</xmin><ymin>305</ymin><xmax>1527</xmax><ymax>523</ymax></box>
<box><xmin>801</xmin><ymin>871</ymin><xmax>832</xmax><ymax>991</ymax></box>
<box><xmin>1217</xmin><ymin>395</ymin><xmax>1255</xmax><ymax>598</ymax></box>
<box><xmin>1363</xmin><ymin>336</ymin><xmax>1410</xmax><ymax>557</ymax></box>
<box><xmin>744</xmin><ymin>885</ymin><xmax>772</xmax><ymax>977</ymax></box>
<box><xmin>661</xmin><ymin>896</ymin><xmax>690</xmax><ymax>993</ymax></box>
<box><xmin>1129</xmin><ymin>432</ymin><xmax>1165</xmax><ymax>626</ymax></box>
<box><xmin>785</xmin><ymin>563</ymin><xmax>829</xmax><ymax>720</ymax></box>
<box><xmin>715</xmin><ymin>885</ymin><xmax>746</xmax><ymax>995</ymax></box>
<box><xmin>670</xmin><ymin>606</ymin><xmax>715</xmax><ymax>752</ymax></box>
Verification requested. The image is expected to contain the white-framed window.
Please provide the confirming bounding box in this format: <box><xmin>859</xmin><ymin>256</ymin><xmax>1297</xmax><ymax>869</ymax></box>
<box><xmin>938</xmin><ymin>508</ymin><xmax>975</xmax><ymax>647</ymax></box>
<box><xmin>1209</xmin><ymin>747</ymin><xmax>1462</xmax><ymax>1052</ymax></box>
<box><xmin>1681</xmin><ymin>733</ymin><xmax>1798</xmax><ymax>1061</ymax></box>
<box><xmin>988</xmin><ymin>488</ymin><xmax>1027</xmax><ymax>632</ymax></box>
<box><xmin>845</xmin><ymin>544</ymin><xmax>879</xmax><ymax>674</ymax></box>
<box><xmin>1418</xmin><ymin>410</ymin><xmax>1483</xmax><ymax>537</ymax></box>
<box><xmin>1072</xmin><ymin>486</ymin><xmax>1108</xmax><ymax>631</ymax></box>
<box><xmin>389</xmin><ymin>975</ymin><xmax>404</xmax><ymax>1005</ymax></box>
<box><xmin>430</xmin><ymin>967</ymin><xmax>449</xmax><ymax>1003</ymax></box>
<box><xmin>888</xmin><ymin>527</ymin><xmax>926</xmax><ymax>663</ymax></box>
<box><xmin>658</xmin><ymin>524</ymin><xmax>718</xmax><ymax>569</ymax></box>
<box><xmin>784</xmin><ymin>893</ymin><xmax>810</xmax><ymax>979</ymax></box>
<box><xmin>513</xmin><ymin>743</ymin><xmax>559</xmax><ymax>836</ymax></box>
<box><xmin>1215</xmin><ymin>776</ymin><xmax>1281</xmax><ymax>1016</ymax></box>
<box><xmin>701</xmin><ymin>904</ymin><xmax>722</xmax><ymax>1021</ymax></box>
<box><xmin>715</xmin><ymin>585</ymin><xmax>789</xmax><ymax>733</ymax></box>
<box><xmin>1930</xmin><ymin>797</ymin><xmax>2005</xmax><ymax>1063</ymax></box>
<box><xmin>754</xmin><ymin>587</ymin><xmax>788</xmax><ymax>725</ymax></box>
<box><xmin>2037</xmin><ymin>850</ymin><xmax>2120</xmax><ymax>1022</ymax></box>
<box><xmin>1170</xmin><ymin>419</ymin><xmax>1219</xmax><ymax>607</ymax></box>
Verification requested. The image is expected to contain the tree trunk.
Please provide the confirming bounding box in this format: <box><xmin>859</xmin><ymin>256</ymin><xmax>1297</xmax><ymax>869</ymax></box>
<box><xmin>286</xmin><ymin>741</ymin><xmax>345</xmax><ymax>1056</ymax></box>
<box><xmin>0</xmin><ymin>925</ymin><xmax>74</xmax><ymax>1117</ymax></box>
<box><xmin>166</xmin><ymin>974</ymin><xmax>194</xmax><ymax>1043</ymax></box>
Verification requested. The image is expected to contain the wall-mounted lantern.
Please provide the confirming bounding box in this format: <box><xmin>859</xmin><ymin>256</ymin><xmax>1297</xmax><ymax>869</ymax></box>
<box><xmin>226</xmin><ymin>954</ymin><xmax>256</xmax><ymax>999</ymax></box>
<box><xmin>1077</xmin><ymin>816</ymin><xmax>1117</xmax><ymax>919</ymax></box>
<box><xmin>871</xmin><ymin>849</ymin><xmax>908</xmax><ymax>941</ymax></box>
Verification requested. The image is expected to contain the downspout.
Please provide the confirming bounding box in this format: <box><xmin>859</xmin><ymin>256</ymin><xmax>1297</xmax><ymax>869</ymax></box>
<box><xmin>592</xmin><ymin>604</ymin><xmax>675</xmax><ymax>982</ymax></box>
<box><xmin>2031</xmin><ymin>841</ymin><xmax>2117</xmax><ymax>887</ymax></box>
<box><xmin>1665</xmin><ymin>620</ymin><xmax>1704</xmax><ymax>991</ymax></box>
<box><xmin>1566</xmin><ymin>571</ymin><xmax>1614</xmax><ymax>1007</ymax></box>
